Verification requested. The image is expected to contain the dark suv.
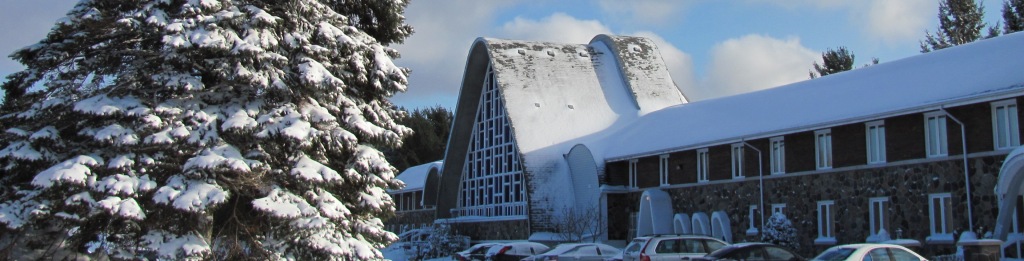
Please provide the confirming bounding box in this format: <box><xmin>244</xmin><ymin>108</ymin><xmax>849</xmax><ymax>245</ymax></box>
<box><xmin>622</xmin><ymin>235</ymin><xmax>729</xmax><ymax>261</ymax></box>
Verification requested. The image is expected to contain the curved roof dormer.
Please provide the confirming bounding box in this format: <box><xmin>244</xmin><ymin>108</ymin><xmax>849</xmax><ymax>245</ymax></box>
<box><xmin>590</xmin><ymin>35</ymin><xmax>688</xmax><ymax>113</ymax></box>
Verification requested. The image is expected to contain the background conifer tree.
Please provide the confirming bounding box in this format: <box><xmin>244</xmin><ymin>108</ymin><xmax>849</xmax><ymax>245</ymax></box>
<box><xmin>809</xmin><ymin>47</ymin><xmax>856</xmax><ymax>79</ymax></box>
<box><xmin>921</xmin><ymin>0</ymin><xmax>989</xmax><ymax>52</ymax></box>
<box><xmin>1005</xmin><ymin>0</ymin><xmax>1024</xmax><ymax>33</ymax></box>
<box><xmin>385</xmin><ymin>106</ymin><xmax>452</xmax><ymax>171</ymax></box>
<box><xmin>0</xmin><ymin>0</ymin><xmax>413</xmax><ymax>259</ymax></box>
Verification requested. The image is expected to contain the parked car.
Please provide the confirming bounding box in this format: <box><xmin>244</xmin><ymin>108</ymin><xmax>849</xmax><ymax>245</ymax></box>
<box><xmin>394</xmin><ymin>228</ymin><xmax>432</xmax><ymax>259</ymax></box>
<box><xmin>485</xmin><ymin>242</ymin><xmax>550</xmax><ymax>261</ymax></box>
<box><xmin>457</xmin><ymin>243</ymin><xmax>500</xmax><ymax>261</ymax></box>
<box><xmin>811</xmin><ymin>244</ymin><xmax>928</xmax><ymax>261</ymax></box>
<box><xmin>523</xmin><ymin>243</ymin><xmax>621</xmax><ymax>261</ymax></box>
<box><xmin>693</xmin><ymin>242</ymin><xmax>804</xmax><ymax>261</ymax></box>
<box><xmin>621</xmin><ymin>235</ymin><xmax>729</xmax><ymax>261</ymax></box>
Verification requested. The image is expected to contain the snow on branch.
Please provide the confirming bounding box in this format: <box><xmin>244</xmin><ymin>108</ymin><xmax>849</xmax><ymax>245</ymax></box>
<box><xmin>152</xmin><ymin>175</ymin><xmax>229</xmax><ymax>212</ymax></box>
<box><xmin>31</xmin><ymin>155</ymin><xmax>103</xmax><ymax>188</ymax></box>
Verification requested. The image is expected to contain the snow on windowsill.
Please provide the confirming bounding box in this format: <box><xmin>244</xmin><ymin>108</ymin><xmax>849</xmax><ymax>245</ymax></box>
<box><xmin>814</xmin><ymin>237</ymin><xmax>837</xmax><ymax>246</ymax></box>
<box><xmin>746</xmin><ymin>228</ymin><xmax>759</xmax><ymax>236</ymax></box>
<box><xmin>927</xmin><ymin>234</ymin><xmax>955</xmax><ymax>245</ymax></box>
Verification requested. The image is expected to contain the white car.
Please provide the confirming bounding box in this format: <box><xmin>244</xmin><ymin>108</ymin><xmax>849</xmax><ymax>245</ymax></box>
<box><xmin>622</xmin><ymin>235</ymin><xmax>729</xmax><ymax>261</ymax></box>
<box><xmin>812</xmin><ymin>243</ymin><xmax>928</xmax><ymax>261</ymax></box>
<box><xmin>485</xmin><ymin>242</ymin><xmax>551</xmax><ymax>261</ymax></box>
<box><xmin>524</xmin><ymin>243</ymin><xmax>621</xmax><ymax>261</ymax></box>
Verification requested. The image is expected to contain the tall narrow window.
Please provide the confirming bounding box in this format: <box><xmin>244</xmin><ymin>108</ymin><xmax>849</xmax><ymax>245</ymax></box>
<box><xmin>629</xmin><ymin>159</ymin><xmax>638</xmax><ymax>189</ymax></box>
<box><xmin>815</xmin><ymin>129</ymin><xmax>833</xmax><ymax>170</ymax></box>
<box><xmin>732</xmin><ymin>143</ymin><xmax>744</xmax><ymax>179</ymax></box>
<box><xmin>457</xmin><ymin>64</ymin><xmax>526</xmax><ymax>218</ymax></box>
<box><xmin>993</xmin><ymin>99</ymin><xmax>1021</xmax><ymax>150</ymax></box>
<box><xmin>747</xmin><ymin>205</ymin><xmax>759</xmax><ymax>235</ymax></box>
<box><xmin>770</xmin><ymin>137</ymin><xmax>785</xmax><ymax>175</ymax></box>
<box><xmin>928</xmin><ymin>193</ymin><xmax>954</xmax><ymax>244</ymax></box>
<box><xmin>925</xmin><ymin>112</ymin><xmax>949</xmax><ymax>157</ymax></box>
<box><xmin>866</xmin><ymin>120</ymin><xmax>886</xmax><ymax>164</ymax></box>
<box><xmin>697</xmin><ymin>148</ymin><xmax>709</xmax><ymax>182</ymax></box>
<box><xmin>816</xmin><ymin>200</ymin><xmax>836</xmax><ymax>245</ymax></box>
<box><xmin>659</xmin><ymin>154</ymin><xmax>670</xmax><ymax>186</ymax></box>
<box><xmin>868</xmin><ymin>197</ymin><xmax>890</xmax><ymax>242</ymax></box>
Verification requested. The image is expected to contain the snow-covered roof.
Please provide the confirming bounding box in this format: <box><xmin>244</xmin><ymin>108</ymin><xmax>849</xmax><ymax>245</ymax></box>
<box><xmin>605</xmin><ymin>32</ymin><xmax>1024</xmax><ymax>160</ymax></box>
<box><xmin>391</xmin><ymin>161</ymin><xmax>442</xmax><ymax>193</ymax></box>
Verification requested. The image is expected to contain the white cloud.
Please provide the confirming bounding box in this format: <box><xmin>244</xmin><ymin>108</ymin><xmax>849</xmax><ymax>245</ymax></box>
<box><xmin>698</xmin><ymin>34</ymin><xmax>820</xmax><ymax>99</ymax></box>
<box><xmin>498</xmin><ymin>13</ymin><xmax>612</xmax><ymax>44</ymax></box>
<box><xmin>859</xmin><ymin>0</ymin><xmax>937</xmax><ymax>45</ymax></box>
<box><xmin>391</xmin><ymin>0</ymin><xmax>518</xmax><ymax>109</ymax></box>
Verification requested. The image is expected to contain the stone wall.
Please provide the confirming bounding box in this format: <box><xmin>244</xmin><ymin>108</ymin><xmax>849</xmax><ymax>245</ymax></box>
<box><xmin>616</xmin><ymin>155</ymin><xmax>1007</xmax><ymax>258</ymax></box>
<box><xmin>386</xmin><ymin>209</ymin><xmax>436</xmax><ymax>232</ymax></box>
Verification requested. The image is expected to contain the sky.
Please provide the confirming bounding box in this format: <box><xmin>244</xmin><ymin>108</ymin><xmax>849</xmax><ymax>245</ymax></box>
<box><xmin>0</xmin><ymin>0</ymin><xmax>1009</xmax><ymax>110</ymax></box>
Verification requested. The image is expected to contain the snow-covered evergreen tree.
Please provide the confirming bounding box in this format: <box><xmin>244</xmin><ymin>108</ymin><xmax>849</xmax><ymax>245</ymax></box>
<box><xmin>0</xmin><ymin>0</ymin><xmax>412</xmax><ymax>259</ymax></box>
<box><xmin>760</xmin><ymin>212</ymin><xmax>799</xmax><ymax>251</ymax></box>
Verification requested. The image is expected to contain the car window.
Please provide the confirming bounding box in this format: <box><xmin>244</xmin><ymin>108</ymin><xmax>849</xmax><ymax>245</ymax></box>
<box><xmin>765</xmin><ymin>246</ymin><xmax>796</xmax><ymax>261</ymax></box>
<box><xmin>656</xmin><ymin>239</ymin><xmax>682</xmax><ymax>253</ymax></box>
<box><xmin>686</xmin><ymin>239</ymin><xmax>706</xmax><ymax>253</ymax></box>
<box><xmin>864</xmin><ymin>248</ymin><xmax>891</xmax><ymax>261</ymax></box>
<box><xmin>625</xmin><ymin>239</ymin><xmax>644</xmax><ymax>254</ymax></box>
<box><xmin>705</xmin><ymin>240</ymin><xmax>727</xmax><ymax>252</ymax></box>
<box><xmin>889</xmin><ymin>248</ymin><xmax>920</xmax><ymax>261</ymax></box>
<box><xmin>599</xmin><ymin>245</ymin><xmax>619</xmax><ymax>256</ymax></box>
<box><xmin>813</xmin><ymin>248</ymin><xmax>855</xmax><ymax>261</ymax></box>
<box><xmin>575</xmin><ymin>246</ymin><xmax>599</xmax><ymax>256</ymax></box>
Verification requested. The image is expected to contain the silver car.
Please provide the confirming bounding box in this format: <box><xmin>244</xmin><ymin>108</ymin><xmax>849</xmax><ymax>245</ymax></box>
<box><xmin>622</xmin><ymin>235</ymin><xmax>729</xmax><ymax>261</ymax></box>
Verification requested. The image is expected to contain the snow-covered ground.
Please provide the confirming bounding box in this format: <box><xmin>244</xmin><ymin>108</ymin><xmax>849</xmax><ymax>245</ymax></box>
<box><xmin>380</xmin><ymin>245</ymin><xmax>455</xmax><ymax>261</ymax></box>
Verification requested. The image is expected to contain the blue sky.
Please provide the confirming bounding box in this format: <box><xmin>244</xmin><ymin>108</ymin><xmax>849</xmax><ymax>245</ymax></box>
<box><xmin>0</xmin><ymin>0</ymin><xmax>1009</xmax><ymax>109</ymax></box>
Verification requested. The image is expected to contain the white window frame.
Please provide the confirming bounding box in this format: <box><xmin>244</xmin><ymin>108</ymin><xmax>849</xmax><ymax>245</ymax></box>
<box><xmin>927</xmin><ymin>193</ymin><xmax>955</xmax><ymax>244</ymax></box>
<box><xmin>747</xmin><ymin>205</ymin><xmax>759</xmax><ymax>236</ymax></box>
<box><xmin>815</xmin><ymin>129</ymin><xmax>833</xmax><ymax>170</ymax></box>
<box><xmin>697</xmin><ymin>148</ymin><xmax>709</xmax><ymax>183</ymax></box>
<box><xmin>628</xmin><ymin>159</ymin><xmax>638</xmax><ymax>189</ymax></box>
<box><xmin>993</xmin><ymin>99</ymin><xmax>1021</xmax><ymax>150</ymax></box>
<box><xmin>925</xmin><ymin>111</ymin><xmax>949</xmax><ymax>158</ymax></box>
<box><xmin>816</xmin><ymin>200</ymin><xmax>837</xmax><ymax>245</ymax></box>
<box><xmin>866</xmin><ymin>120</ymin><xmax>886</xmax><ymax>164</ymax></box>
<box><xmin>867</xmin><ymin>197</ymin><xmax>889</xmax><ymax>242</ymax></box>
<box><xmin>456</xmin><ymin>64</ymin><xmax>526</xmax><ymax>218</ymax></box>
<box><xmin>770</xmin><ymin>137</ymin><xmax>785</xmax><ymax>175</ymax></box>
<box><xmin>772</xmin><ymin>204</ymin><xmax>786</xmax><ymax>215</ymax></box>
<box><xmin>659</xmin><ymin>154</ymin><xmax>670</xmax><ymax>186</ymax></box>
<box><xmin>731</xmin><ymin>143</ymin><xmax>744</xmax><ymax>179</ymax></box>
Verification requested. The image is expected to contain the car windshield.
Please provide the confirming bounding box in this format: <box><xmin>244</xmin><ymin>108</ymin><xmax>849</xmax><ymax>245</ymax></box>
<box><xmin>813</xmin><ymin>248</ymin><xmax>856</xmax><ymax>261</ymax></box>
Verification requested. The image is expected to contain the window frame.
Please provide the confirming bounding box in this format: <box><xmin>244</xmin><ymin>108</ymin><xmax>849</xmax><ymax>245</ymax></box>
<box><xmin>927</xmin><ymin>193</ymin><xmax>955</xmax><ymax>244</ymax></box>
<box><xmin>992</xmin><ymin>99</ymin><xmax>1021</xmax><ymax>150</ymax></box>
<box><xmin>868</xmin><ymin>197</ymin><xmax>890</xmax><ymax>242</ymax></box>
<box><xmin>747</xmin><ymin>205</ymin><xmax>759</xmax><ymax>236</ymax></box>
<box><xmin>866</xmin><ymin>120</ymin><xmax>886</xmax><ymax>164</ymax></box>
<box><xmin>815</xmin><ymin>129</ymin><xmax>833</xmax><ymax>170</ymax></box>
<box><xmin>816</xmin><ymin>200</ymin><xmax>837</xmax><ymax>245</ymax></box>
<box><xmin>770</xmin><ymin>137</ymin><xmax>785</xmax><ymax>175</ymax></box>
<box><xmin>697</xmin><ymin>148</ymin><xmax>709</xmax><ymax>183</ymax></box>
<box><xmin>659</xmin><ymin>154</ymin><xmax>670</xmax><ymax>186</ymax></box>
<box><xmin>924</xmin><ymin>111</ymin><xmax>949</xmax><ymax>158</ymax></box>
<box><xmin>731</xmin><ymin>143</ymin><xmax>745</xmax><ymax>179</ymax></box>
<box><xmin>772</xmin><ymin>203</ymin><xmax>786</xmax><ymax>215</ymax></box>
<box><xmin>629</xmin><ymin>159</ymin><xmax>638</xmax><ymax>189</ymax></box>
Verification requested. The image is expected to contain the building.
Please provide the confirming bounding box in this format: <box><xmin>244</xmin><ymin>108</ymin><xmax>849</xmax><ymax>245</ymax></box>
<box><xmin>397</xmin><ymin>32</ymin><xmax>1024</xmax><ymax>257</ymax></box>
<box><xmin>387</xmin><ymin>161</ymin><xmax>442</xmax><ymax>233</ymax></box>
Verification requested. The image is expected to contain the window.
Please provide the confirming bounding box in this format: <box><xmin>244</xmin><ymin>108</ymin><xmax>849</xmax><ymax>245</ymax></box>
<box><xmin>816</xmin><ymin>200</ymin><xmax>836</xmax><ymax>245</ymax></box>
<box><xmin>772</xmin><ymin>204</ymin><xmax>786</xmax><ymax>215</ymax></box>
<box><xmin>747</xmin><ymin>205</ymin><xmax>759</xmax><ymax>235</ymax></box>
<box><xmin>815</xmin><ymin>129</ymin><xmax>833</xmax><ymax>170</ymax></box>
<box><xmin>659</xmin><ymin>154</ymin><xmax>670</xmax><ymax>186</ymax></box>
<box><xmin>629</xmin><ymin>159</ymin><xmax>638</xmax><ymax>189</ymax></box>
<box><xmin>697</xmin><ymin>149</ymin><xmax>709</xmax><ymax>182</ymax></box>
<box><xmin>732</xmin><ymin>143</ymin><xmax>744</xmax><ymax>179</ymax></box>
<box><xmin>867</xmin><ymin>197</ymin><xmax>890</xmax><ymax>242</ymax></box>
<box><xmin>456</xmin><ymin>64</ymin><xmax>526</xmax><ymax>218</ymax></box>
<box><xmin>770</xmin><ymin>137</ymin><xmax>785</xmax><ymax>175</ymax></box>
<box><xmin>993</xmin><ymin>99</ymin><xmax>1021</xmax><ymax>150</ymax></box>
<box><xmin>866</xmin><ymin>120</ymin><xmax>886</xmax><ymax>164</ymax></box>
<box><xmin>928</xmin><ymin>193</ymin><xmax>954</xmax><ymax>244</ymax></box>
<box><xmin>925</xmin><ymin>112</ymin><xmax>948</xmax><ymax>157</ymax></box>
